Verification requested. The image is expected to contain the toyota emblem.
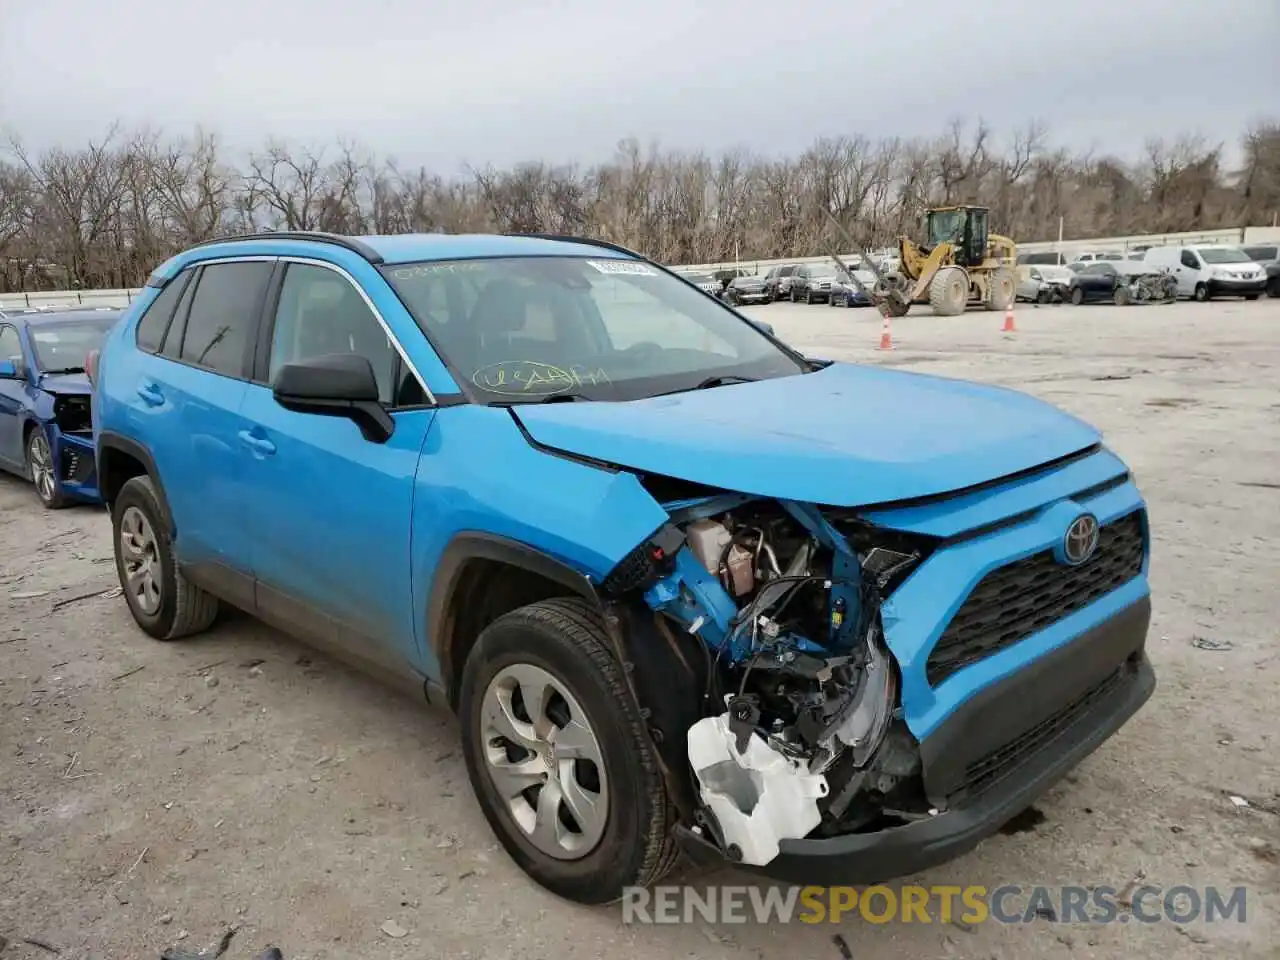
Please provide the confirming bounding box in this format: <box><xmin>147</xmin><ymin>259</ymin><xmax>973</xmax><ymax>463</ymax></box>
<box><xmin>1062</xmin><ymin>514</ymin><xmax>1100</xmax><ymax>565</ymax></box>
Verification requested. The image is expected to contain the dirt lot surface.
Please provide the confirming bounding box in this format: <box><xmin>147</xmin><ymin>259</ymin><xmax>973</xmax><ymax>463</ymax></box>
<box><xmin>2</xmin><ymin>298</ymin><xmax>1278</xmax><ymax>959</ymax></box>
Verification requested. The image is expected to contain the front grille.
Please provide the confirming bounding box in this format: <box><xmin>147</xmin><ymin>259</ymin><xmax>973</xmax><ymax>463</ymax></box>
<box><xmin>926</xmin><ymin>511</ymin><xmax>1145</xmax><ymax>686</ymax></box>
<box><xmin>950</xmin><ymin>667</ymin><xmax>1127</xmax><ymax>801</ymax></box>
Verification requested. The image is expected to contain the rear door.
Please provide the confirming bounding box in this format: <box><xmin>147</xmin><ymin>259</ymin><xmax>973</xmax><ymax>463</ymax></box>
<box><xmin>128</xmin><ymin>258</ymin><xmax>274</xmax><ymax>606</ymax></box>
<box><xmin>237</xmin><ymin>258</ymin><xmax>437</xmax><ymax>672</ymax></box>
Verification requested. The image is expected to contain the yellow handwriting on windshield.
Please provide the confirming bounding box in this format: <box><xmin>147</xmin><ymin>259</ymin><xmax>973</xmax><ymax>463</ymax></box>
<box><xmin>471</xmin><ymin>361</ymin><xmax>611</xmax><ymax>396</ymax></box>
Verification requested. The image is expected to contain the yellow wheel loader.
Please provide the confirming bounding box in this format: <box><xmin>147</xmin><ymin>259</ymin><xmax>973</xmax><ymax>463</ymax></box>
<box><xmin>870</xmin><ymin>206</ymin><xmax>1018</xmax><ymax>317</ymax></box>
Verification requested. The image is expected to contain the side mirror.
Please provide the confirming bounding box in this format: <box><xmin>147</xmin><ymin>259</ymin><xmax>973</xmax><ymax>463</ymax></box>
<box><xmin>0</xmin><ymin>359</ymin><xmax>16</xmax><ymax>378</ymax></box>
<box><xmin>272</xmin><ymin>353</ymin><xmax>395</xmax><ymax>444</ymax></box>
<box><xmin>748</xmin><ymin>319</ymin><xmax>776</xmax><ymax>337</ymax></box>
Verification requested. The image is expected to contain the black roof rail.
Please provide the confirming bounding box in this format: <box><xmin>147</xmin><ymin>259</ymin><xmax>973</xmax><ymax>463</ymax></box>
<box><xmin>503</xmin><ymin>233</ymin><xmax>646</xmax><ymax>260</ymax></box>
<box><xmin>184</xmin><ymin>231</ymin><xmax>385</xmax><ymax>264</ymax></box>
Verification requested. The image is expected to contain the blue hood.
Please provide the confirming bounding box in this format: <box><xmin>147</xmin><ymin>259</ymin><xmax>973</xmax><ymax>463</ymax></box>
<box><xmin>512</xmin><ymin>363</ymin><xmax>1101</xmax><ymax>507</ymax></box>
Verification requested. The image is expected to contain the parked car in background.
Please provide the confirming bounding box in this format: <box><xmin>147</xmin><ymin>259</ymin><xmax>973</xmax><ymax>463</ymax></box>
<box><xmin>1072</xmin><ymin>251</ymin><xmax>1124</xmax><ymax>264</ymax></box>
<box><xmin>92</xmin><ymin>230</ymin><xmax>1155</xmax><ymax>905</ymax></box>
<box><xmin>713</xmin><ymin>267</ymin><xmax>754</xmax><ymax>291</ymax></box>
<box><xmin>0</xmin><ymin>306</ymin><xmax>120</xmax><ymax>507</ymax></box>
<box><xmin>1142</xmin><ymin>245</ymin><xmax>1265</xmax><ymax>301</ymax></box>
<box><xmin>789</xmin><ymin>262</ymin><xmax>840</xmax><ymax>303</ymax></box>
<box><xmin>1241</xmin><ymin>244</ymin><xmax>1280</xmax><ymax>297</ymax></box>
<box><xmin>828</xmin><ymin>266</ymin><xmax>876</xmax><ymax>307</ymax></box>
<box><xmin>1017</xmin><ymin>251</ymin><xmax>1069</xmax><ymax>267</ymax></box>
<box><xmin>722</xmin><ymin>274</ymin><xmax>770</xmax><ymax>306</ymax></box>
<box><xmin>1066</xmin><ymin>261</ymin><xmax>1176</xmax><ymax>306</ymax></box>
<box><xmin>682</xmin><ymin>271</ymin><xmax>723</xmax><ymax>298</ymax></box>
<box><xmin>762</xmin><ymin>264</ymin><xmax>798</xmax><ymax>301</ymax></box>
<box><xmin>1017</xmin><ymin>265</ymin><xmax>1075</xmax><ymax>303</ymax></box>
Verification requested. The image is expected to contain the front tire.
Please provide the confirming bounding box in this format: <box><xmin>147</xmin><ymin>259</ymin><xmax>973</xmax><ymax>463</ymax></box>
<box><xmin>1244</xmin><ymin>293</ymin><xmax>1260</xmax><ymax>301</ymax></box>
<box><xmin>985</xmin><ymin>267</ymin><xmax>1017</xmax><ymax>311</ymax></box>
<box><xmin>1070</xmin><ymin>285</ymin><xmax>1085</xmax><ymax>306</ymax></box>
<box><xmin>1193</xmin><ymin>283</ymin><xmax>1209</xmax><ymax>302</ymax></box>
<box><xmin>458</xmin><ymin>598</ymin><xmax>676</xmax><ymax>904</ymax></box>
<box><xmin>928</xmin><ymin>266</ymin><xmax>969</xmax><ymax>316</ymax></box>
<box><xmin>26</xmin><ymin>426</ymin><xmax>67</xmax><ymax>509</ymax></box>
<box><xmin>111</xmin><ymin>475</ymin><xmax>219</xmax><ymax>640</ymax></box>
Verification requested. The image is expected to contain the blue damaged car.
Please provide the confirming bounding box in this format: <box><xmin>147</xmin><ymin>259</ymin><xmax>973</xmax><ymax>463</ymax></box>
<box><xmin>90</xmin><ymin>231</ymin><xmax>1154</xmax><ymax>904</ymax></box>
<box><xmin>0</xmin><ymin>307</ymin><xmax>120</xmax><ymax>507</ymax></box>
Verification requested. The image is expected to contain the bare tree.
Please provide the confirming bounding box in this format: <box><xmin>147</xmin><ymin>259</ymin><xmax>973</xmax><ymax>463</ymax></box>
<box><xmin>2</xmin><ymin>114</ymin><xmax>1278</xmax><ymax>292</ymax></box>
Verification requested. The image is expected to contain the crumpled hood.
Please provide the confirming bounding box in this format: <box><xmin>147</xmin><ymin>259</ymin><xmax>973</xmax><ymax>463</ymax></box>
<box><xmin>512</xmin><ymin>363</ymin><xmax>1101</xmax><ymax>507</ymax></box>
<box><xmin>39</xmin><ymin>372</ymin><xmax>91</xmax><ymax>395</ymax></box>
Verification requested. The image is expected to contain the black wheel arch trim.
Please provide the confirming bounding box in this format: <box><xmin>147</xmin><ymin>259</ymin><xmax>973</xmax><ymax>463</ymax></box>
<box><xmin>96</xmin><ymin>431</ymin><xmax>174</xmax><ymax>531</ymax></box>
<box><xmin>426</xmin><ymin>531</ymin><xmax>602</xmax><ymax>702</ymax></box>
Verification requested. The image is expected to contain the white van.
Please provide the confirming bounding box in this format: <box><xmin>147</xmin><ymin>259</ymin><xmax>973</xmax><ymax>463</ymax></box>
<box><xmin>1141</xmin><ymin>245</ymin><xmax>1267</xmax><ymax>301</ymax></box>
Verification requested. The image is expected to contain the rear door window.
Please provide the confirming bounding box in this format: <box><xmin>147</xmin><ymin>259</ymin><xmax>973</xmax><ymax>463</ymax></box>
<box><xmin>135</xmin><ymin>272</ymin><xmax>191</xmax><ymax>353</ymax></box>
<box><xmin>176</xmin><ymin>261</ymin><xmax>273</xmax><ymax>377</ymax></box>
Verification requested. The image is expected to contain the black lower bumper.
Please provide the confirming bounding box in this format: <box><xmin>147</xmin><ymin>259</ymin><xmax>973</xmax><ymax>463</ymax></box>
<box><xmin>1207</xmin><ymin>278</ymin><xmax>1265</xmax><ymax>297</ymax></box>
<box><xmin>748</xmin><ymin>596</ymin><xmax>1154</xmax><ymax>885</ymax></box>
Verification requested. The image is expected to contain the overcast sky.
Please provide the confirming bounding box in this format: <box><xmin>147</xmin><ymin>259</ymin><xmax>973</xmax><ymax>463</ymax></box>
<box><xmin>2</xmin><ymin>0</ymin><xmax>1276</xmax><ymax>172</ymax></box>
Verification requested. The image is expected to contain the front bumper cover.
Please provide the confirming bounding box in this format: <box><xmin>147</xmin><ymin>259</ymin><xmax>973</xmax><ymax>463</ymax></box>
<box><xmin>52</xmin><ymin>428</ymin><xmax>101</xmax><ymax>502</ymax></box>
<box><xmin>1207</xmin><ymin>278</ymin><xmax>1266</xmax><ymax>296</ymax></box>
<box><xmin>741</xmin><ymin>595</ymin><xmax>1154</xmax><ymax>885</ymax></box>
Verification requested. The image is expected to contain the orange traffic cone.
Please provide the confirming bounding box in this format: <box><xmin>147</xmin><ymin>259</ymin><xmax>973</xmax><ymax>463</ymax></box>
<box><xmin>1001</xmin><ymin>303</ymin><xmax>1017</xmax><ymax>338</ymax></box>
<box><xmin>878</xmin><ymin>309</ymin><xmax>894</xmax><ymax>351</ymax></box>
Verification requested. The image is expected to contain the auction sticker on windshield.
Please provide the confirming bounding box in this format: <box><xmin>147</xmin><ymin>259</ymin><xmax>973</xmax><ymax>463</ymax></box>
<box><xmin>585</xmin><ymin>260</ymin><xmax>657</xmax><ymax>276</ymax></box>
<box><xmin>472</xmin><ymin>360</ymin><xmax>610</xmax><ymax>396</ymax></box>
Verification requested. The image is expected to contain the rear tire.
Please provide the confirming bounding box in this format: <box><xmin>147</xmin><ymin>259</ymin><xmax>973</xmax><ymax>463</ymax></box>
<box><xmin>458</xmin><ymin>597</ymin><xmax>676</xmax><ymax>904</ymax></box>
<box><xmin>1114</xmin><ymin>286</ymin><xmax>1132</xmax><ymax>306</ymax></box>
<box><xmin>111</xmin><ymin>475</ymin><xmax>219</xmax><ymax>640</ymax></box>
<box><xmin>1267</xmin><ymin>278</ymin><xmax>1280</xmax><ymax>298</ymax></box>
<box><xmin>1244</xmin><ymin>293</ymin><xmax>1260</xmax><ymax>301</ymax></box>
<box><xmin>928</xmin><ymin>266</ymin><xmax>968</xmax><ymax>316</ymax></box>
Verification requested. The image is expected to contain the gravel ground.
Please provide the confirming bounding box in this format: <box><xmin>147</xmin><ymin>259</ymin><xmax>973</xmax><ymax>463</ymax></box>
<box><xmin>2</xmin><ymin>297</ymin><xmax>1277</xmax><ymax>960</ymax></box>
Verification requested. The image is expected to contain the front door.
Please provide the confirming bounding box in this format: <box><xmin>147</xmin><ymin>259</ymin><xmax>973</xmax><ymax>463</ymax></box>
<box><xmin>1176</xmin><ymin>249</ymin><xmax>1200</xmax><ymax>297</ymax></box>
<box><xmin>237</xmin><ymin>260</ymin><xmax>437</xmax><ymax>674</ymax></box>
<box><xmin>0</xmin><ymin>324</ymin><xmax>29</xmax><ymax>471</ymax></box>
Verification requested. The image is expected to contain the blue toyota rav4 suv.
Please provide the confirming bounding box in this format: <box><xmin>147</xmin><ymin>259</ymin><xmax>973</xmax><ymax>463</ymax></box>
<box><xmin>92</xmin><ymin>231</ymin><xmax>1155</xmax><ymax>903</ymax></box>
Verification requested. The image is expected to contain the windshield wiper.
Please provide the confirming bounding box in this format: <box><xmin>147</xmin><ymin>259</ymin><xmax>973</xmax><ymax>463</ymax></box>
<box><xmin>690</xmin><ymin>375</ymin><xmax>758</xmax><ymax>390</ymax></box>
<box><xmin>491</xmin><ymin>393</ymin><xmax>592</xmax><ymax>406</ymax></box>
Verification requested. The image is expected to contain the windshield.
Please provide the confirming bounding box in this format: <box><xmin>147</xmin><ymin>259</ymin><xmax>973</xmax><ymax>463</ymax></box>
<box><xmin>927</xmin><ymin>210</ymin><xmax>966</xmax><ymax>245</ymax></box>
<box><xmin>382</xmin><ymin>257</ymin><xmax>808</xmax><ymax>403</ymax></box>
<box><xmin>30</xmin><ymin>318</ymin><xmax>117</xmax><ymax>372</ymax></box>
<box><xmin>683</xmin><ymin>273</ymin><xmax>715</xmax><ymax>284</ymax></box>
<box><xmin>1040</xmin><ymin>267</ymin><xmax>1073</xmax><ymax>281</ymax></box>
<box><xmin>1197</xmin><ymin>247</ymin><xmax>1251</xmax><ymax>265</ymax></box>
<box><xmin>1243</xmin><ymin>246</ymin><xmax>1276</xmax><ymax>261</ymax></box>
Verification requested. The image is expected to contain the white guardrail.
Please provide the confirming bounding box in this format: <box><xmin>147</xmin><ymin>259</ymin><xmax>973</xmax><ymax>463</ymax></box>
<box><xmin>4</xmin><ymin>225</ymin><xmax>1279</xmax><ymax>310</ymax></box>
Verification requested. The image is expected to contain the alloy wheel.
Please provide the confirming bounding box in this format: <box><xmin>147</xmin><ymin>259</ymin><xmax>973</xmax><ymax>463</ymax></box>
<box><xmin>479</xmin><ymin>663</ymin><xmax>609</xmax><ymax>860</ymax></box>
<box><xmin>28</xmin><ymin>433</ymin><xmax>56</xmax><ymax>503</ymax></box>
<box><xmin>119</xmin><ymin>506</ymin><xmax>163</xmax><ymax>615</ymax></box>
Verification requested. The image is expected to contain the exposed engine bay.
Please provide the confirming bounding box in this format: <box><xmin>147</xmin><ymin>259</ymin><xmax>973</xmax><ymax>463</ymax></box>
<box><xmin>612</xmin><ymin>493</ymin><xmax>939</xmax><ymax>866</ymax></box>
<box><xmin>52</xmin><ymin>393</ymin><xmax>93</xmax><ymax>435</ymax></box>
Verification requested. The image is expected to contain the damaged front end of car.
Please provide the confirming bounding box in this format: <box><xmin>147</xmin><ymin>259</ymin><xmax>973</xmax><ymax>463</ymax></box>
<box><xmin>1118</xmin><ymin>269</ymin><xmax>1178</xmax><ymax>305</ymax></box>
<box><xmin>593</xmin><ymin>485</ymin><xmax>941</xmax><ymax>869</ymax></box>
<box><xmin>46</xmin><ymin>390</ymin><xmax>102</xmax><ymax>501</ymax></box>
